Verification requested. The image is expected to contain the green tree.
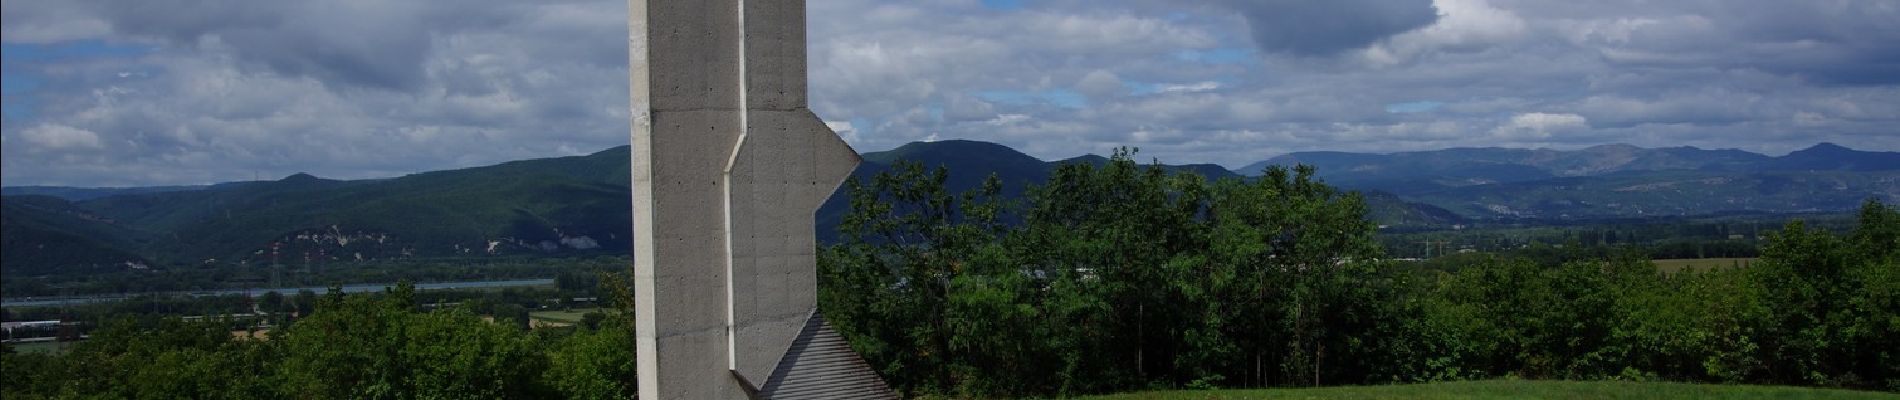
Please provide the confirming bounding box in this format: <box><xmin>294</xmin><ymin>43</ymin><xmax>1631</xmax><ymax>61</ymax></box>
<box><xmin>821</xmin><ymin>151</ymin><xmax>1393</xmax><ymax>396</ymax></box>
<box><xmin>819</xmin><ymin>160</ymin><xmax>1008</xmax><ymax>395</ymax></box>
<box><xmin>258</xmin><ymin>290</ymin><xmax>287</xmax><ymax>314</ymax></box>
<box><xmin>493</xmin><ymin>303</ymin><xmax>532</xmax><ymax>331</ymax></box>
<box><xmin>578</xmin><ymin>311</ymin><xmax>608</xmax><ymax>331</ymax></box>
<box><xmin>292</xmin><ymin>289</ymin><xmax>319</xmax><ymax>316</ymax></box>
<box><xmin>0</xmin><ymin>317</ymin><xmax>275</xmax><ymax>399</ymax></box>
<box><xmin>1011</xmin><ymin>150</ymin><xmax>1205</xmax><ymax>391</ymax></box>
<box><xmin>1842</xmin><ymin>200</ymin><xmax>1900</xmax><ymax>390</ymax></box>
<box><xmin>273</xmin><ymin>283</ymin><xmax>552</xmax><ymax>399</ymax></box>
<box><xmin>545</xmin><ymin>317</ymin><xmax>638</xmax><ymax>399</ymax></box>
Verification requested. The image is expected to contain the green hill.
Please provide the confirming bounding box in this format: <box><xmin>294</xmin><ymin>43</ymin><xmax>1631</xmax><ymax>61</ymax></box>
<box><xmin>10</xmin><ymin>147</ymin><xmax>635</xmax><ymax>270</ymax></box>
<box><xmin>818</xmin><ymin>141</ymin><xmax>1462</xmax><ymax>240</ymax></box>
<box><xmin>1757</xmin><ymin>142</ymin><xmax>1900</xmax><ymax>171</ymax></box>
<box><xmin>1235</xmin><ymin>143</ymin><xmax>1897</xmax><ymax>196</ymax></box>
<box><xmin>0</xmin><ymin>185</ymin><xmax>208</xmax><ymax>201</ymax></box>
<box><xmin>2</xmin><ymin>140</ymin><xmax>1456</xmax><ymax>273</ymax></box>
<box><xmin>0</xmin><ymin>195</ymin><xmax>152</xmax><ymax>276</ymax></box>
<box><xmin>1407</xmin><ymin>170</ymin><xmax>1900</xmax><ymax>219</ymax></box>
<box><xmin>1081</xmin><ymin>380</ymin><xmax>1900</xmax><ymax>400</ymax></box>
<box><xmin>12</xmin><ymin>140</ymin><xmax>1886</xmax><ymax>274</ymax></box>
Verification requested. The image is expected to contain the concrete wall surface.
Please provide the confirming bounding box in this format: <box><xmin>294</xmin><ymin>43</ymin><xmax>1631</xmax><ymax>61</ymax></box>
<box><xmin>630</xmin><ymin>1</ymin><xmax>863</xmax><ymax>399</ymax></box>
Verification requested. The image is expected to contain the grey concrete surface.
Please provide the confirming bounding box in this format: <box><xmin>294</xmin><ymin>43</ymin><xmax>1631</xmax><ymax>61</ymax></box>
<box><xmin>630</xmin><ymin>1</ymin><xmax>863</xmax><ymax>399</ymax></box>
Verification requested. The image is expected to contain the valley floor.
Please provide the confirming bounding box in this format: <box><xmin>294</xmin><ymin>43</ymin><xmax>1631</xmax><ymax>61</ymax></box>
<box><xmin>1078</xmin><ymin>380</ymin><xmax>1899</xmax><ymax>400</ymax></box>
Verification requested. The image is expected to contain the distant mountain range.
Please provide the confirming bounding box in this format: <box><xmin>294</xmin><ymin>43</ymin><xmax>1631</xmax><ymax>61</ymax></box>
<box><xmin>1235</xmin><ymin>142</ymin><xmax>1900</xmax><ymax>218</ymax></box>
<box><xmin>2</xmin><ymin>148</ymin><xmax>635</xmax><ymax>276</ymax></box>
<box><xmin>3</xmin><ymin>140</ymin><xmax>1894</xmax><ymax>274</ymax></box>
<box><xmin>822</xmin><ymin>140</ymin><xmax>1465</xmax><ymax>233</ymax></box>
<box><xmin>1240</xmin><ymin>142</ymin><xmax>1895</xmax><ymax>187</ymax></box>
<box><xmin>1</xmin><ymin>185</ymin><xmax>210</xmax><ymax>201</ymax></box>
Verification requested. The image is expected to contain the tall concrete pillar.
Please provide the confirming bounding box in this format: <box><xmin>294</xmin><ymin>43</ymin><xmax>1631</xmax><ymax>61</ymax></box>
<box><xmin>630</xmin><ymin>1</ymin><xmax>892</xmax><ymax>399</ymax></box>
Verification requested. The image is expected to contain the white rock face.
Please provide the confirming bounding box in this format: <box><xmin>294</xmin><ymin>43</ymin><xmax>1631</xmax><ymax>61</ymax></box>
<box><xmin>561</xmin><ymin>235</ymin><xmax>601</xmax><ymax>250</ymax></box>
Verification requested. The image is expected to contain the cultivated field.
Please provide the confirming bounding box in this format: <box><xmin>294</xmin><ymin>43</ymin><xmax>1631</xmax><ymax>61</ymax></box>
<box><xmin>1080</xmin><ymin>380</ymin><xmax>1900</xmax><ymax>400</ymax></box>
<box><xmin>1654</xmin><ymin>257</ymin><xmax>1757</xmax><ymax>273</ymax></box>
<box><xmin>7</xmin><ymin>340</ymin><xmax>72</xmax><ymax>355</ymax></box>
<box><xmin>528</xmin><ymin>307</ymin><xmax>612</xmax><ymax>327</ymax></box>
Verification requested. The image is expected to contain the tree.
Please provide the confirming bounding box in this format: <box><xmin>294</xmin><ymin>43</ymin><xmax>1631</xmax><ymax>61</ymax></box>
<box><xmin>545</xmin><ymin>317</ymin><xmax>638</xmax><ymax>399</ymax></box>
<box><xmin>273</xmin><ymin>286</ymin><xmax>552</xmax><ymax>398</ymax></box>
<box><xmin>819</xmin><ymin>160</ymin><xmax>1008</xmax><ymax>395</ymax></box>
<box><xmin>292</xmin><ymin>289</ymin><xmax>319</xmax><ymax>316</ymax></box>
<box><xmin>1842</xmin><ymin>200</ymin><xmax>1900</xmax><ymax>390</ymax></box>
<box><xmin>578</xmin><ymin>311</ymin><xmax>607</xmax><ymax>331</ymax></box>
<box><xmin>820</xmin><ymin>151</ymin><xmax>1394</xmax><ymax>396</ymax></box>
<box><xmin>493</xmin><ymin>303</ymin><xmax>532</xmax><ymax>331</ymax></box>
<box><xmin>258</xmin><ymin>291</ymin><xmax>286</xmax><ymax>314</ymax></box>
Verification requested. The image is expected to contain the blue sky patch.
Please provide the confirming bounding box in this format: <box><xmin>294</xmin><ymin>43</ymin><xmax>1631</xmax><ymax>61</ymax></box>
<box><xmin>0</xmin><ymin>97</ymin><xmax>35</xmax><ymax>120</ymax></box>
<box><xmin>978</xmin><ymin>89</ymin><xmax>1087</xmax><ymax>109</ymax></box>
<box><xmin>981</xmin><ymin>0</ymin><xmax>1024</xmax><ymax>11</ymax></box>
<box><xmin>0</xmin><ymin>71</ymin><xmax>42</xmax><ymax>120</ymax></box>
<box><xmin>2</xmin><ymin>40</ymin><xmax>153</xmax><ymax>63</ymax></box>
<box><xmin>1124</xmin><ymin>78</ymin><xmax>1236</xmax><ymax>95</ymax></box>
<box><xmin>1385</xmin><ymin>101</ymin><xmax>1443</xmax><ymax>113</ymax></box>
<box><xmin>0</xmin><ymin>73</ymin><xmax>42</xmax><ymax>96</ymax></box>
<box><xmin>1125</xmin><ymin>82</ymin><xmax>1163</xmax><ymax>95</ymax></box>
<box><xmin>2</xmin><ymin>40</ymin><xmax>155</xmax><ymax>122</ymax></box>
<box><xmin>1174</xmin><ymin>48</ymin><xmax>1255</xmax><ymax>65</ymax></box>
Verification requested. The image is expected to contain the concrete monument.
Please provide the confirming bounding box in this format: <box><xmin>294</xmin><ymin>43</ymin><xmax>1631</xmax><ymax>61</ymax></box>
<box><xmin>628</xmin><ymin>0</ymin><xmax>894</xmax><ymax>399</ymax></box>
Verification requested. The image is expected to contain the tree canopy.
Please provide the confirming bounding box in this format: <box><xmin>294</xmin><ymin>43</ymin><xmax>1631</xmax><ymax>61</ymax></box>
<box><xmin>819</xmin><ymin>151</ymin><xmax>1900</xmax><ymax>397</ymax></box>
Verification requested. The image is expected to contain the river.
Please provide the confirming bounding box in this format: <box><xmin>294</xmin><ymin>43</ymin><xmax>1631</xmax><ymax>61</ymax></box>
<box><xmin>0</xmin><ymin>278</ymin><xmax>556</xmax><ymax>308</ymax></box>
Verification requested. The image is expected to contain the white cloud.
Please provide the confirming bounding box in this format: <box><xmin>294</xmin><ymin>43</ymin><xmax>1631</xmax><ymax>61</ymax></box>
<box><xmin>0</xmin><ymin>2</ymin><xmax>112</xmax><ymax>43</ymax></box>
<box><xmin>1075</xmin><ymin>70</ymin><xmax>1124</xmax><ymax>99</ymax></box>
<box><xmin>986</xmin><ymin>114</ymin><xmax>1032</xmax><ymax>126</ymax></box>
<box><xmin>1361</xmin><ymin>0</ymin><xmax>1528</xmax><ymax>66</ymax></box>
<box><xmin>2</xmin><ymin>1</ymin><xmax>632</xmax><ymax>186</ymax></box>
<box><xmin>2</xmin><ymin>0</ymin><xmax>1898</xmax><ymax>185</ymax></box>
<box><xmin>1492</xmin><ymin>112</ymin><xmax>1588</xmax><ymax>140</ymax></box>
<box><xmin>825</xmin><ymin>120</ymin><xmax>859</xmax><ymax>143</ymax></box>
<box><xmin>1017</xmin><ymin>12</ymin><xmax>1217</xmax><ymax>54</ymax></box>
<box><xmin>19</xmin><ymin>124</ymin><xmax>104</xmax><ymax>150</ymax></box>
<box><xmin>1157</xmin><ymin>81</ymin><xmax>1222</xmax><ymax>93</ymax></box>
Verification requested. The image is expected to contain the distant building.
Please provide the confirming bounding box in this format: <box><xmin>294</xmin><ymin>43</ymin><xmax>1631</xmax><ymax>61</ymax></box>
<box><xmin>2</xmin><ymin>320</ymin><xmax>66</xmax><ymax>341</ymax></box>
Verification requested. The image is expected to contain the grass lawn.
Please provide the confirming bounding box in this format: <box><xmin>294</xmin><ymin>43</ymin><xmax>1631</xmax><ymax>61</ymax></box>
<box><xmin>528</xmin><ymin>307</ymin><xmax>612</xmax><ymax>324</ymax></box>
<box><xmin>1078</xmin><ymin>380</ymin><xmax>1898</xmax><ymax>400</ymax></box>
<box><xmin>1653</xmin><ymin>257</ymin><xmax>1756</xmax><ymax>273</ymax></box>
<box><xmin>7</xmin><ymin>340</ymin><xmax>74</xmax><ymax>355</ymax></box>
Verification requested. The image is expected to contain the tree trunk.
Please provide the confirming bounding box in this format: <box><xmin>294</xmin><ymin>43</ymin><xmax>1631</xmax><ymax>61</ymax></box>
<box><xmin>1254</xmin><ymin>351</ymin><xmax>1262</xmax><ymax>388</ymax></box>
<box><xmin>1314</xmin><ymin>342</ymin><xmax>1323</xmax><ymax>387</ymax></box>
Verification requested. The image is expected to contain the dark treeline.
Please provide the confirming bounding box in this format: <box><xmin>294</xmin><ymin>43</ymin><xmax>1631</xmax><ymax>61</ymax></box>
<box><xmin>1376</xmin><ymin>221</ymin><xmax>1802</xmax><ymax>260</ymax></box>
<box><xmin>1</xmin><ymin>282</ymin><xmax>639</xmax><ymax>399</ymax></box>
<box><xmin>3</xmin><ymin>283</ymin><xmax>604</xmax><ymax>337</ymax></box>
<box><xmin>3</xmin><ymin>152</ymin><xmax>1895</xmax><ymax>398</ymax></box>
<box><xmin>819</xmin><ymin>151</ymin><xmax>1900</xmax><ymax>397</ymax></box>
<box><xmin>3</xmin><ymin>256</ymin><xmax>625</xmax><ymax>298</ymax></box>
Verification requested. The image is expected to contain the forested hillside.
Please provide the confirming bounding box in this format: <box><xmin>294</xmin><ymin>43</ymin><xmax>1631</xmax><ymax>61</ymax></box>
<box><xmin>2</xmin><ymin>141</ymin><xmax>1454</xmax><ymax>277</ymax></box>
<box><xmin>0</xmin><ymin>196</ymin><xmax>151</xmax><ymax>275</ymax></box>
<box><xmin>4</xmin><ymin>150</ymin><xmax>1895</xmax><ymax>399</ymax></box>
<box><xmin>2</xmin><ymin>147</ymin><xmax>637</xmax><ymax>276</ymax></box>
<box><xmin>1234</xmin><ymin>143</ymin><xmax>1900</xmax><ymax>219</ymax></box>
<box><xmin>3</xmin><ymin>141</ymin><xmax>1888</xmax><ymax>278</ymax></box>
<box><xmin>820</xmin><ymin>151</ymin><xmax>1900</xmax><ymax>396</ymax></box>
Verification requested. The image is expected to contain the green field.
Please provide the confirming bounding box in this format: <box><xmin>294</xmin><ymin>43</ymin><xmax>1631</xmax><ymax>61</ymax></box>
<box><xmin>1653</xmin><ymin>257</ymin><xmax>1757</xmax><ymax>273</ymax></box>
<box><xmin>527</xmin><ymin>307</ymin><xmax>612</xmax><ymax>324</ymax></box>
<box><xmin>1079</xmin><ymin>380</ymin><xmax>1899</xmax><ymax>400</ymax></box>
<box><xmin>6</xmin><ymin>340</ymin><xmax>74</xmax><ymax>355</ymax></box>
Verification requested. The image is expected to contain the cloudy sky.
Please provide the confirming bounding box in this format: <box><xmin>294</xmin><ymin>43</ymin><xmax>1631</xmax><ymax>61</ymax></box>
<box><xmin>3</xmin><ymin>0</ymin><xmax>1897</xmax><ymax>186</ymax></box>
